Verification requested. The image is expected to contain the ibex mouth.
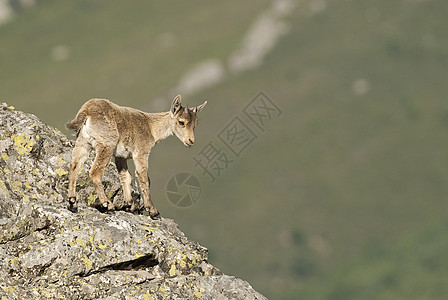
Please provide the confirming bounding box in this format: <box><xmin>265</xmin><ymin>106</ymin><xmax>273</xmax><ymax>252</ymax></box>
<box><xmin>184</xmin><ymin>139</ymin><xmax>194</xmax><ymax>147</ymax></box>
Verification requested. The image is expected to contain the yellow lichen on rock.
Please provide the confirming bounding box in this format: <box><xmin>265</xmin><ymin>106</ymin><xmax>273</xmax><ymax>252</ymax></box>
<box><xmin>39</xmin><ymin>289</ymin><xmax>52</xmax><ymax>299</ymax></box>
<box><xmin>10</xmin><ymin>181</ymin><xmax>22</xmax><ymax>192</ymax></box>
<box><xmin>22</xmin><ymin>194</ymin><xmax>30</xmax><ymax>203</ymax></box>
<box><xmin>169</xmin><ymin>264</ymin><xmax>178</xmax><ymax>277</ymax></box>
<box><xmin>89</xmin><ymin>236</ymin><xmax>96</xmax><ymax>250</ymax></box>
<box><xmin>81</xmin><ymin>257</ymin><xmax>93</xmax><ymax>270</ymax></box>
<box><xmin>1</xmin><ymin>286</ymin><xmax>16</xmax><ymax>294</ymax></box>
<box><xmin>143</xmin><ymin>293</ymin><xmax>155</xmax><ymax>300</ymax></box>
<box><xmin>70</xmin><ymin>238</ymin><xmax>87</xmax><ymax>248</ymax></box>
<box><xmin>9</xmin><ymin>257</ymin><xmax>19</xmax><ymax>265</ymax></box>
<box><xmin>193</xmin><ymin>289</ymin><xmax>204</xmax><ymax>299</ymax></box>
<box><xmin>57</xmin><ymin>157</ymin><xmax>66</xmax><ymax>166</ymax></box>
<box><xmin>55</xmin><ymin>168</ymin><xmax>68</xmax><ymax>176</ymax></box>
<box><xmin>141</xmin><ymin>223</ymin><xmax>158</xmax><ymax>232</ymax></box>
<box><xmin>11</xmin><ymin>134</ymin><xmax>34</xmax><ymax>155</ymax></box>
<box><xmin>87</xmin><ymin>193</ymin><xmax>96</xmax><ymax>205</ymax></box>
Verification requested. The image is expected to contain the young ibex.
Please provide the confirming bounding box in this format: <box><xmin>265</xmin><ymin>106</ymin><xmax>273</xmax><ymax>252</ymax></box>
<box><xmin>66</xmin><ymin>95</ymin><xmax>207</xmax><ymax>219</ymax></box>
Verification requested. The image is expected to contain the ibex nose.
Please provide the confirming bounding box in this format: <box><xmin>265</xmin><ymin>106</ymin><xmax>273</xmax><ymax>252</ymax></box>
<box><xmin>188</xmin><ymin>138</ymin><xmax>194</xmax><ymax>145</ymax></box>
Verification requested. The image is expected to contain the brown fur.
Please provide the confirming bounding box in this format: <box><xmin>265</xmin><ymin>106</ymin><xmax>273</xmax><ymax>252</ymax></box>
<box><xmin>66</xmin><ymin>95</ymin><xmax>207</xmax><ymax>218</ymax></box>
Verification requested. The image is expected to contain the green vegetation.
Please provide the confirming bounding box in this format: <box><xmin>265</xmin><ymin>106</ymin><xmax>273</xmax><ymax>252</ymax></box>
<box><xmin>1</xmin><ymin>0</ymin><xmax>448</xmax><ymax>299</ymax></box>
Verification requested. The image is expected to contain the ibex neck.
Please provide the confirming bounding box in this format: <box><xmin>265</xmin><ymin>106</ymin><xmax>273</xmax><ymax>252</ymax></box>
<box><xmin>148</xmin><ymin>112</ymin><xmax>173</xmax><ymax>143</ymax></box>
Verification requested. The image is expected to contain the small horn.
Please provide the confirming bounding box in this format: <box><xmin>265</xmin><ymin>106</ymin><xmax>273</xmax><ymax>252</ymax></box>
<box><xmin>193</xmin><ymin>106</ymin><xmax>197</xmax><ymax>113</ymax></box>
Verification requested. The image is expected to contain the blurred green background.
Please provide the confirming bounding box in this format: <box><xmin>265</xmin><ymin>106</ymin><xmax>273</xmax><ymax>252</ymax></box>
<box><xmin>1</xmin><ymin>0</ymin><xmax>448</xmax><ymax>299</ymax></box>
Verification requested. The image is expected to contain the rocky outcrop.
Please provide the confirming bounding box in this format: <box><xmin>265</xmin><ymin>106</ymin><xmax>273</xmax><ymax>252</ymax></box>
<box><xmin>0</xmin><ymin>103</ymin><xmax>266</xmax><ymax>299</ymax></box>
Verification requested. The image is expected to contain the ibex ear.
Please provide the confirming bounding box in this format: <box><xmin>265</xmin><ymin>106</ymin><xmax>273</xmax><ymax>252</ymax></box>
<box><xmin>170</xmin><ymin>95</ymin><xmax>182</xmax><ymax>117</ymax></box>
<box><xmin>191</xmin><ymin>101</ymin><xmax>207</xmax><ymax>113</ymax></box>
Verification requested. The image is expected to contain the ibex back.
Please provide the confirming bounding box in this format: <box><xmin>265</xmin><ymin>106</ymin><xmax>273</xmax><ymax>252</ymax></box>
<box><xmin>66</xmin><ymin>95</ymin><xmax>207</xmax><ymax>219</ymax></box>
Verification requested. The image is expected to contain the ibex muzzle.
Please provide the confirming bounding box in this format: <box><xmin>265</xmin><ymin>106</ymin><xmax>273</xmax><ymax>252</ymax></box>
<box><xmin>66</xmin><ymin>95</ymin><xmax>207</xmax><ymax>219</ymax></box>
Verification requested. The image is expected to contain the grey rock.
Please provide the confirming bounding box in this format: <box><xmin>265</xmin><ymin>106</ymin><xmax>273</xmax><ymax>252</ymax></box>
<box><xmin>0</xmin><ymin>103</ymin><xmax>267</xmax><ymax>299</ymax></box>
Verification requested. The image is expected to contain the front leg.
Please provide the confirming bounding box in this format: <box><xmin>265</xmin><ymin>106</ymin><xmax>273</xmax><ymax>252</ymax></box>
<box><xmin>134</xmin><ymin>154</ymin><xmax>160</xmax><ymax>219</ymax></box>
<box><xmin>90</xmin><ymin>144</ymin><xmax>115</xmax><ymax>211</ymax></box>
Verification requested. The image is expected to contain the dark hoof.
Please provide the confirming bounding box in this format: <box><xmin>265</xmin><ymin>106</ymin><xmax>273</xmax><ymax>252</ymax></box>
<box><xmin>96</xmin><ymin>207</ymin><xmax>105</xmax><ymax>213</ymax></box>
<box><xmin>68</xmin><ymin>205</ymin><xmax>78</xmax><ymax>213</ymax></box>
<box><xmin>94</xmin><ymin>201</ymin><xmax>115</xmax><ymax>214</ymax></box>
<box><xmin>68</xmin><ymin>198</ymin><xmax>78</xmax><ymax>213</ymax></box>
<box><xmin>150</xmin><ymin>212</ymin><xmax>161</xmax><ymax>220</ymax></box>
<box><xmin>124</xmin><ymin>204</ymin><xmax>137</xmax><ymax>214</ymax></box>
<box><xmin>95</xmin><ymin>204</ymin><xmax>108</xmax><ymax>214</ymax></box>
<box><xmin>95</xmin><ymin>206</ymin><xmax>115</xmax><ymax>214</ymax></box>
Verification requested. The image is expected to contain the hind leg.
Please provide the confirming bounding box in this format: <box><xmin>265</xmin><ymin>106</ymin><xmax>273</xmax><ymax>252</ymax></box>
<box><xmin>90</xmin><ymin>144</ymin><xmax>115</xmax><ymax>211</ymax></box>
<box><xmin>115</xmin><ymin>157</ymin><xmax>134</xmax><ymax>211</ymax></box>
<box><xmin>68</xmin><ymin>138</ymin><xmax>90</xmax><ymax>212</ymax></box>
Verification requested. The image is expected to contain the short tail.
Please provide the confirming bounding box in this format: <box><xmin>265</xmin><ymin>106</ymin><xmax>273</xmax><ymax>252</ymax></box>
<box><xmin>66</xmin><ymin>111</ymin><xmax>88</xmax><ymax>137</ymax></box>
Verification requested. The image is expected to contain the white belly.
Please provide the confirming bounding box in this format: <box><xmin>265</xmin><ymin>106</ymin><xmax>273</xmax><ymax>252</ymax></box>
<box><xmin>114</xmin><ymin>143</ymin><xmax>132</xmax><ymax>158</ymax></box>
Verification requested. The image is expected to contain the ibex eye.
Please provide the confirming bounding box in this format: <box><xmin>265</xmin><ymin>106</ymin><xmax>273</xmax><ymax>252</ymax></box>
<box><xmin>178</xmin><ymin>120</ymin><xmax>185</xmax><ymax>126</ymax></box>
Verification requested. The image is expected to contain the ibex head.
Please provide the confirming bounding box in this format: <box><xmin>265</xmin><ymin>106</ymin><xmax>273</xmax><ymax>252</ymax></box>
<box><xmin>170</xmin><ymin>95</ymin><xmax>207</xmax><ymax>147</ymax></box>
